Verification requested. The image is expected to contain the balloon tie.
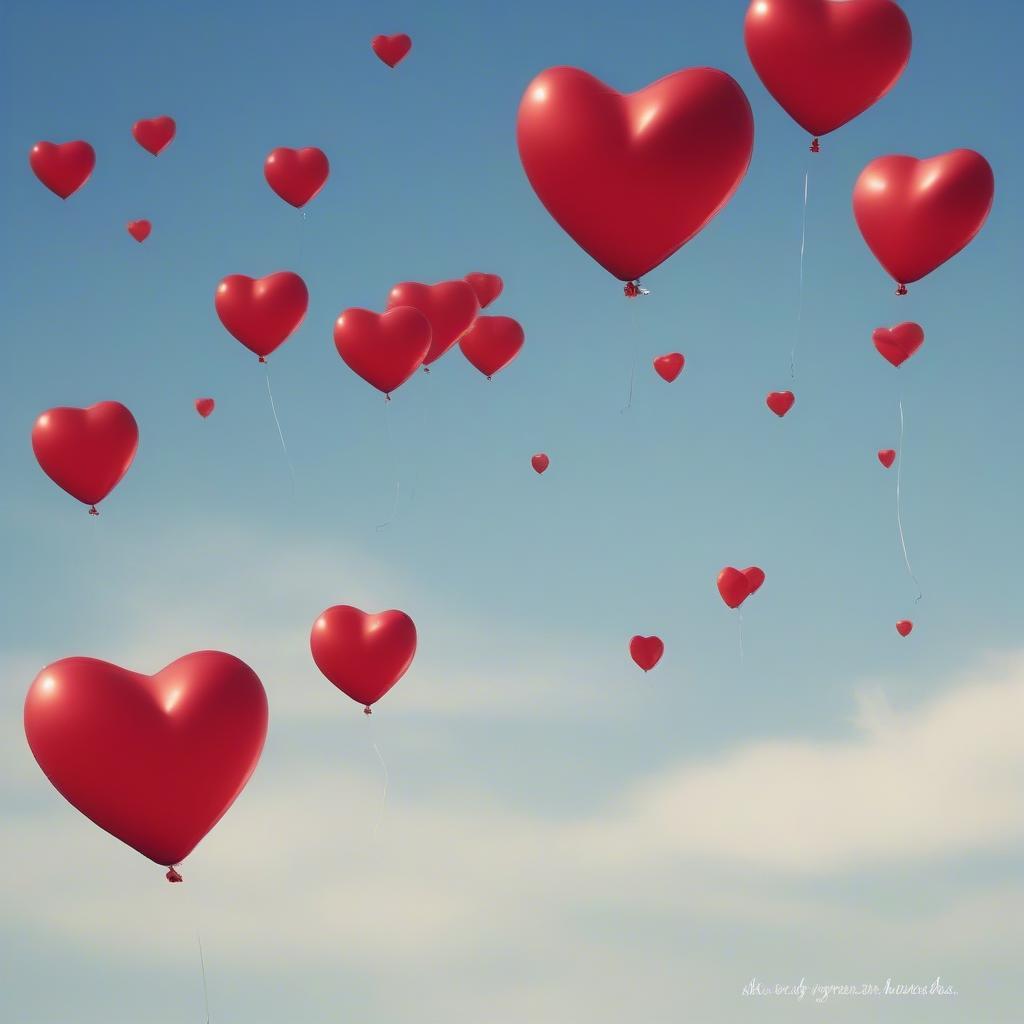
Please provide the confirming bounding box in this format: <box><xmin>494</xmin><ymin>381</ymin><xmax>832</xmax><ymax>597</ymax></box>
<box><xmin>896</xmin><ymin>394</ymin><xmax>923</xmax><ymax>603</ymax></box>
<box><xmin>363</xmin><ymin>705</ymin><xmax>372</xmax><ymax>715</ymax></box>
<box><xmin>809</xmin><ymin>137</ymin><xmax>820</xmax><ymax>153</ymax></box>
<box><xmin>896</xmin><ymin>283</ymin><xmax>908</xmax><ymax>296</ymax></box>
<box><xmin>166</xmin><ymin>866</ymin><xmax>183</xmax><ymax>883</ymax></box>
<box><xmin>623</xmin><ymin>280</ymin><xmax>650</xmax><ymax>299</ymax></box>
<box><xmin>88</xmin><ymin>505</ymin><xmax>99</xmax><ymax>516</ymax></box>
<box><xmin>423</xmin><ymin>366</ymin><xmax>430</xmax><ymax>374</ymax></box>
<box><xmin>258</xmin><ymin>355</ymin><xmax>266</xmax><ymax>363</ymax></box>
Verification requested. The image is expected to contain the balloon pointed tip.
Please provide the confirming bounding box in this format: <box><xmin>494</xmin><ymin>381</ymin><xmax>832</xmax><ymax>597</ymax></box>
<box><xmin>166</xmin><ymin>866</ymin><xmax>183</xmax><ymax>883</ymax></box>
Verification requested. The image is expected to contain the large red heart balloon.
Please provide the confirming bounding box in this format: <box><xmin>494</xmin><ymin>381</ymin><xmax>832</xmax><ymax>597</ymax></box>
<box><xmin>744</xmin><ymin>0</ymin><xmax>911</xmax><ymax>140</ymax></box>
<box><xmin>264</xmin><ymin>147</ymin><xmax>330</xmax><ymax>208</ymax></box>
<box><xmin>132</xmin><ymin>116</ymin><xmax>176</xmax><ymax>156</ymax></box>
<box><xmin>766</xmin><ymin>391</ymin><xmax>795</xmax><ymax>417</ymax></box>
<box><xmin>372</xmin><ymin>33</ymin><xmax>412</xmax><ymax>67</ymax></box>
<box><xmin>333</xmin><ymin>307</ymin><xmax>432</xmax><ymax>396</ymax></box>
<box><xmin>24</xmin><ymin>651</ymin><xmax>268</xmax><ymax>869</ymax></box>
<box><xmin>653</xmin><ymin>353</ymin><xmax>685</xmax><ymax>382</ymax></box>
<box><xmin>516</xmin><ymin>66</ymin><xmax>753</xmax><ymax>283</ymax></box>
<box><xmin>853</xmin><ymin>150</ymin><xmax>995</xmax><ymax>290</ymax></box>
<box><xmin>32</xmin><ymin>402</ymin><xmax>138</xmax><ymax>512</ymax></box>
<box><xmin>872</xmin><ymin>322</ymin><xmax>923</xmax><ymax>367</ymax></box>
<box><xmin>311</xmin><ymin>606</ymin><xmax>417</xmax><ymax>712</ymax></box>
<box><xmin>387</xmin><ymin>280</ymin><xmax>479</xmax><ymax>366</ymax></box>
<box><xmin>29</xmin><ymin>141</ymin><xmax>95</xmax><ymax>199</ymax></box>
<box><xmin>459</xmin><ymin>316</ymin><xmax>525</xmax><ymax>379</ymax></box>
<box><xmin>629</xmin><ymin>635</ymin><xmax>664</xmax><ymax>673</ymax></box>
<box><xmin>464</xmin><ymin>272</ymin><xmax>504</xmax><ymax>309</ymax></box>
<box><xmin>718</xmin><ymin>567</ymin><xmax>753</xmax><ymax>609</ymax></box>
<box><xmin>215</xmin><ymin>272</ymin><xmax>308</xmax><ymax>361</ymax></box>
<box><xmin>127</xmin><ymin>220</ymin><xmax>151</xmax><ymax>243</ymax></box>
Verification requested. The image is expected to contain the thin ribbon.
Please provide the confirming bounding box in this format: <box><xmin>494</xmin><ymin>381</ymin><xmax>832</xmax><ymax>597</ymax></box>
<box><xmin>738</xmin><ymin>609</ymin><xmax>745</xmax><ymax>661</ymax></box>
<box><xmin>264</xmin><ymin>366</ymin><xmax>296</xmax><ymax>490</ymax></box>
<box><xmin>197</xmin><ymin>933</ymin><xmax>211</xmax><ymax>1024</ymax></box>
<box><xmin>896</xmin><ymin>394</ymin><xmax>922</xmax><ymax>602</ymax></box>
<box><xmin>621</xmin><ymin>295</ymin><xmax>638</xmax><ymax>413</ymax></box>
<box><xmin>376</xmin><ymin>396</ymin><xmax>401</xmax><ymax>530</ymax></box>
<box><xmin>790</xmin><ymin>168</ymin><xmax>809</xmax><ymax>380</ymax></box>
<box><xmin>367</xmin><ymin>713</ymin><xmax>390</xmax><ymax>841</ymax></box>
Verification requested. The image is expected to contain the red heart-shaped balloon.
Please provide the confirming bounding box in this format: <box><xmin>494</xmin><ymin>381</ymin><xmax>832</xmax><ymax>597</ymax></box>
<box><xmin>718</xmin><ymin>567</ymin><xmax>752</xmax><ymax>609</ymax></box>
<box><xmin>896</xmin><ymin>619</ymin><xmax>913</xmax><ymax>637</ymax></box>
<box><xmin>195</xmin><ymin>398</ymin><xmax>215</xmax><ymax>418</ymax></box>
<box><xmin>127</xmin><ymin>220</ymin><xmax>151</xmax><ymax>242</ymax></box>
<box><xmin>387</xmin><ymin>280</ymin><xmax>479</xmax><ymax>366</ymax></box>
<box><xmin>629</xmin><ymin>635</ymin><xmax>664</xmax><ymax>673</ymax></box>
<box><xmin>264</xmin><ymin>147</ymin><xmax>330</xmax><ymax>208</ymax></box>
<box><xmin>766</xmin><ymin>391</ymin><xmax>795</xmax><ymax>417</ymax></box>
<box><xmin>459</xmin><ymin>316</ymin><xmax>525</xmax><ymax>379</ymax></box>
<box><xmin>744</xmin><ymin>0</ymin><xmax>912</xmax><ymax>139</ymax></box>
<box><xmin>334</xmin><ymin>307</ymin><xmax>432</xmax><ymax>396</ymax></box>
<box><xmin>878</xmin><ymin>448</ymin><xmax>896</xmax><ymax>468</ymax></box>
<box><xmin>464</xmin><ymin>272</ymin><xmax>504</xmax><ymax>309</ymax></box>
<box><xmin>24</xmin><ymin>651</ymin><xmax>268</xmax><ymax>869</ymax></box>
<box><xmin>310</xmin><ymin>606</ymin><xmax>417</xmax><ymax>711</ymax></box>
<box><xmin>215</xmin><ymin>272</ymin><xmax>308</xmax><ymax>361</ymax></box>
<box><xmin>532</xmin><ymin>453</ymin><xmax>550</xmax><ymax>474</ymax></box>
<box><xmin>743</xmin><ymin>566</ymin><xmax>766</xmax><ymax>595</ymax></box>
<box><xmin>372</xmin><ymin>33</ymin><xmax>412</xmax><ymax>67</ymax></box>
<box><xmin>517</xmin><ymin>66</ymin><xmax>753</xmax><ymax>283</ymax></box>
<box><xmin>132</xmin><ymin>116</ymin><xmax>176</xmax><ymax>156</ymax></box>
<box><xmin>853</xmin><ymin>150</ymin><xmax>994</xmax><ymax>288</ymax></box>
<box><xmin>29</xmin><ymin>141</ymin><xmax>95</xmax><ymax>199</ymax></box>
<box><xmin>653</xmin><ymin>353</ymin><xmax>685</xmax><ymax>382</ymax></box>
<box><xmin>32</xmin><ymin>402</ymin><xmax>138</xmax><ymax>511</ymax></box>
<box><xmin>872</xmin><ymin>322</ymin><xmax>923</xmax><ymax>367</ymax></box>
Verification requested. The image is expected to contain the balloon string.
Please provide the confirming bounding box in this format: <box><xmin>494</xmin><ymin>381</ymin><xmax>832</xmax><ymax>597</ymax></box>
<box><xmin>790</xmin><ymin>167</ymin><xmax>809</xmax><ymax>380</ymax></box>
<box><xmin>197</xmin><ymin>932</ymin><xmax>211</xmax><ymax>1024</ymax></box>
<box><xmin>376</xmin><ymin>396</ymin><xmax>401</xmax><ymax>530</ymax></box>
<box><xmin>738</xmin><ymin>609</ymin><xmax>745</xmax><ymax>661</ymax></box>
<box><xmin>367</xmin><ymin>715</ymin><xmax>390</xmax><ymax>841</ymax></box>
<box><xmin>264</xmin><ymin>367</ymin><xmax>296</xmax><ymax>490</ymax></box>
<box><xmin>298</xmin><ymin>209</ymin><xmax>306</xmax><ymax>269</ymax></box>
<box><xmin>896</xmin><ymin>394</ymin><xmax>922</xmax><ymax>602</ymax></box>
<box><xmin>621</xmin><ymin>298</ymin><xmax>638</xmax><ymax>413</ymax></box>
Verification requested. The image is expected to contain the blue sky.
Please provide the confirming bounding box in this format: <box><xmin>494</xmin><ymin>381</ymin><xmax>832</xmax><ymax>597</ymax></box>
<box><xmin>1</xmin><ymin>1</ymin><xmax>1022</xmax><ymax>1021</ymax></box>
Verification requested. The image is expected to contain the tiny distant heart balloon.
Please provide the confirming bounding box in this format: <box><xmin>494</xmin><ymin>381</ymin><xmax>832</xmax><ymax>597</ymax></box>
<box><xmin>29</xmin><ymin>141</ymin><xmax>95</xmax><ymax>199</ymax></box>
<box><xmin>310</xmin><ymin>605</ymin><xmax>417</xmax><ymax>711</ymax></box>
<box><xmin>766</xmin><ymin>391</ymin><xmax>795</xmax><ymax>417</ymax></box>
<box><xmin>264</xmin><ymin>147</ymin><xmax>330</xmax><ymax>208</ymax></box>
<box><xmin>459</xmin><ymin>316</ymin><xmax>525</xmax><ymax>379</ymax></box>
<box><xmin>24</xmin><ymin>651</ymin><xmax>267</xmax><ymax>870</ymax></box>
<box><xmin>132</xmin><ymin>116</ymin><xmax>176</xmax><ymax>156</ymax></box>
<box><xmin>333</xmin><ymin>306</ymin><xmax>432</xmax><ymax>395</ymax></box>
<box><xmin>215</xmin><ymin>272</ymin><xmax>308</xmax><ymax>361</ymax></box>
<box><xmin>896</xmin><ymin>619</ymin><xmax>913</xmax><ymax>637</ymax></box>
<box><xmin>32</xmin><ymin>401</ymin><xmax>138</xmax><ymax>512</ymax></box>
<box><xmin>195</xmin><ymin>398</ymin><xmax>215</xmax><ymax>418</ymax></box>
<box><xmin>744</xmin><ymin>0</ymin><xmax>912</xmax><ymax>140</ymax></box>
<box><xmin>387</xmin><ymin>280</ymin><xmax>479</xmax><ymax>366</ymax></box>
<box><xmin>878</xmin><ymin>448</ymin><xmax>896</xmax><ymax>468</ymax></box>
<box><xmin>872</xmin><ymin>322</ymin><xmax>923</xmax><ymax>367</ymax></box>
<box><xmin>372</xmin><ymin>33</ymin><xmax>411</xmax><ymax>67</ymax></box>
<box><xmin>516</xmin><ymin>66</ymin><xmax>753</xmax><ymax>283</ymax></box>
<box><xmin>853</xmin><ymin>150</ymin><xmax>994</xmax><ymax>289</ymax></box>
<box><xmin>532</xmin><ymin>453</ymin><xmax>550</xmax><ymax>474</ymax></box>
<box><xmin>464</xmin><ymin>273</ymin><xmax>504</xmax><ymax>309</ymax></box>
<box><xmin>743</xmin><ymin>566</ymin><xmax>766</xmax><ymax>595</ymax></box>
<box><xmin>718</xmin><ymin>567</ymin><xmax>752</xmax><ymax>609</ymax></box>
<box><xmin>127</xmin><ymin>220</ymin><xmax>151</xmax><ymax>242</ymax></box>
<box><xmin>629</xmin><ymin>635</ymin><xmax>664</xmax><ymax>673</ymax></box>
<box><xmin>653</xmin><ymin>353</ymin><xmax>685</xmax><ymax>382</ymax></box>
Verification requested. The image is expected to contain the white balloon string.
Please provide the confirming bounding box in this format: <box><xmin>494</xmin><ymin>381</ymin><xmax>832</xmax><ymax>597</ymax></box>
<box><xmin>738</xmin><ymin>609</ymin><xmax>745</xmax><ymax>661</ymax></box>
<box><xmin>376</xmin><ymin>396</ymin><xmax>401</xmax><ymax>530</ymax></box>
<box><xmin>790</xmin><ymin>167</ymin><xmax>809</xmax><ymax>380</ymax></box>
<box><xmin>197</xmin><ymin>932</ymin><xmax>211</xmax><ymax>1024</ymax></box>
<box><xmin>263</xmin><ymin>367</ymin><xmax>296</xmax><ymax>490</ymax></box>
<box><xmin>896</xmin><ymin>394</ymin><xmax>922</xmax><ymax>602</ymax></box>
<box><xmin>621</xmin><ymin>297</ymin><xmax>638</xmax><ymax>413</ymax></box>
<box><xmin>367</xmin><ymin>714</ymin><xmax>390</xmax><ymax>841</ymax></box>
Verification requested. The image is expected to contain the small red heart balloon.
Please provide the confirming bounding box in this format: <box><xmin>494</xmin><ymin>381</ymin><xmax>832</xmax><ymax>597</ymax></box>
<box><xmin>459</xmin><ymin>316</ymin><xmax>525</xmax><ymax>379</ymax></box>
<box><xmin>653</xmin><ymin>353</ymin><xmax>685</xmax><ymax>382</ymax></box>
<box><xmin>878</xmin><ymin>448</ymin><xmax>896</xmax><ymax>468</ymax></box>
<box><xmin>334</xmin><ymin>307</ymin><xmax>432</xmax><ymax>396</ymax></box>
<box><xmin>629</xmin><ymin>635</ymin><xmax>664</xmax><ymax>673</ymax></box>
<box><xmin>215</xmin><ymin>272</ymin><xmax>308</xmax><ymax>361</ymax></box>
<box><xmin>32</xmin><ymin>401</ymin><xmax>138</xmax><ymax>511</ymax></box>
<box><xmin>532</xmin><ymin>453</ymin><xmax>550</xmax><ymax>474</ymax></box>
<box><xmin>744</xmin><ymin>0</ymin><xmax>912</xmax><ymax>140</ymax></box>
<box><xmin>132</xmin><ymin>116</ymin><xmax>176</xmax><ymax>156</ymax></box>
<box><xmin>310</xmin><ymin>606</ymin><xmax>417</xmax><ymax>711</ymax></box>
<box><xmin>743</xmin><ymin>566</ymin><xmax>766</xmax><ymax>595</ymax></box>
<box><xmin>29</xmin><ymin>141</ymin><xmax>95</xmax><ymax>199</ymax></box>
<box><xmin>372</xmin><ymin>33</ymin><xmax>412</xmax><ymax>67</ymax></box>
<box><xmin>195</xmin><ymin>398</ymin><xmax>215</xmax><ymax>418</ymax></box>
<box><xmin>718</xmin><ymin>567</ymin><xmax>753</xmax><ymax>609</ymax></box>
<box><xmin>896</xmin><ymin>619</ymin><xmax>913</xmax><ymax>637</ymax></box>
<box><xmin>264</xmin><ymin>147</ymin><xmax>330</xmax><ymax>208</ymax></box>
<box><xmin>516</xmin><ymin>66</ymin><xmax>753</xmax><ymax>283</ymax></box>
<box><xmin>853</xmin><ymin>150</ymin><xmax>994</xmax><ymax>289</ymax></box>
<box><xmin>464</xmin><ymin>273</ymin><xmax>504</xmax><ymax>309</ymax></box>
<box><xmin>127</xmin><ymin>220</ymin><xmax>151</xmax><ymax>242</ymax></box>
<box><xmin>24</xmin><ymin>651</ymin><xmax>267</xmax><ymax>869</ymax></box>
<box><xmin>387</xmin><ymin>280</ymin><xmax>479</xmax><ymax>366</ymax></box>
<box><xmin>872</xmin><ymin>322</ymin><xmax>923</xmax><ymax>367</ymax></box>
<box><xmin>766</xmin><ymin>391</ymin><xmax>795</xmax><ymax>417</ymax></box>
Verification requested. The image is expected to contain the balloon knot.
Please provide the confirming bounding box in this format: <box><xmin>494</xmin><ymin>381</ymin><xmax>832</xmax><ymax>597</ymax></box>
<box><xmin>258</xmin><ymin>355</ymin><xmax>267</xmax><ymax>363</ymax></box>
<box><xmin>623</xmin><ymin>281</ymin><xmax>650</xmax><ymax>299</ymax></box>
<box><xmin>810</xmin><ymin>137</ymin><xmax>820</xmax><ymax>153</ymax></box>
<box><xmin>486</xmin><ymin>375</ymin><xmax>492</xmax><ymax>382</ymax></box>
<box><xmin>423</xmin><ymin>366</ymin><xmax>430</xmax><ymax>374</ymax></box>
<box><xmin>363</xmin><ymin>705</ymin><xmax>373</xmax><ymax>715</ymax></box>
<box><xmin>88</xmin><ymin>505</ymin><xmax>99</xmax><ymax>516</ymax></box>
<box><xmin>896</xmin><ymin>283</ymin><xmax>908</xmax><ymax>296</ymax></box>
<box><xmin>166</xmin><ymin>867</ymin><xmax>183</xmax><ymax>883</ymax></box>
<box><xmin>385</xmin><ymin>393</ymin><xmax>391</xmax><ymax>402</ymax></box>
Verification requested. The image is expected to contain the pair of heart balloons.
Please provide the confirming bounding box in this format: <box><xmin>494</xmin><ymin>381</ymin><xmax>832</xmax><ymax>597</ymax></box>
<box><xmin>717</xmin><ymin>567</ymin><xmax>766</xmax><ymax>609</ymax></box>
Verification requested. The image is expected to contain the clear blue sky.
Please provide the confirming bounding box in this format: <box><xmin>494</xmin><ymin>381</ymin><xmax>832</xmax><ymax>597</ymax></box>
<box><xmin>1</xmin><ymin>2</ymin><xmax>1022</xmax><ymax>1022</ymax></box>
